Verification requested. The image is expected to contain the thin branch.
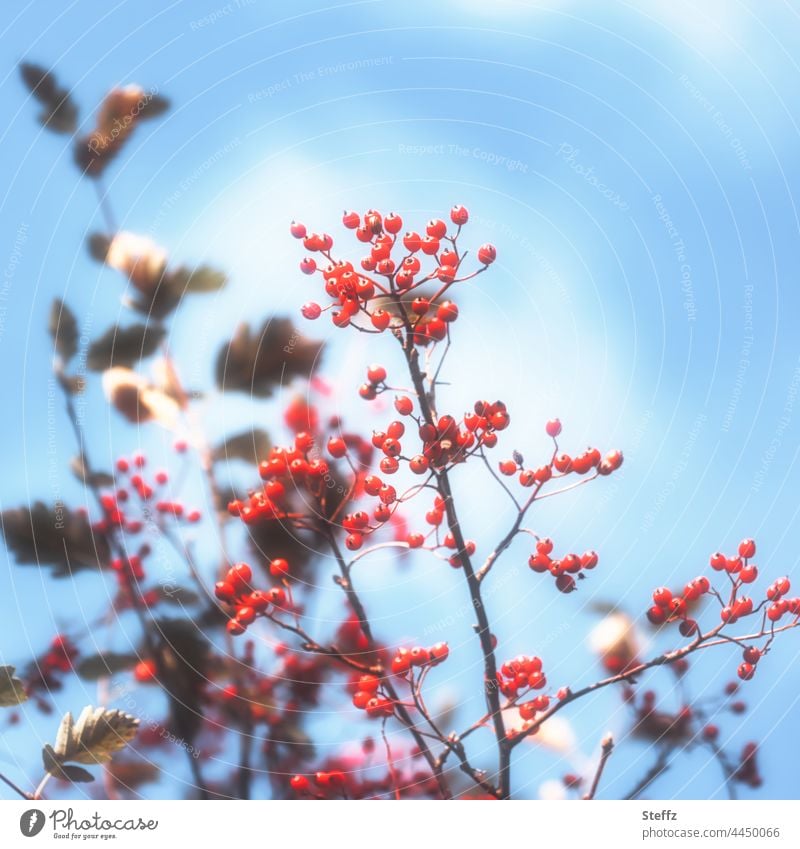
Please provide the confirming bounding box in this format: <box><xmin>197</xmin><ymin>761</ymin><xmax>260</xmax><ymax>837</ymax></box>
<box><xmin>583</xmin><ymin>733</ymin><xmax>614</xmax><ymax>800</ymax></box>
<box><xmin>624</xmin><ymin>747</ymin><xmax>671</xmax><ymax>800</ymax></box>
<box><xmin>0</xmin><ymin>771</ymin><xmax>31</xmax><ymax>800</ymax></box>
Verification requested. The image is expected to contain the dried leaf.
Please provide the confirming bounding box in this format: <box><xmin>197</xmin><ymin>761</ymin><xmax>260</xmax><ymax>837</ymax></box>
<box><xmin>87</xmin><ymin>323</ymin><xmax>166</xmax><ymax>371</ymax></box>
<box><xmin>55</xmin><ymin>706</ymin><xmax>139</xmax><ymax>765</ymax></box>
<box><xmin>74</xmin><ymin>86</ymin><xmax>169</xmax><ymax>177</ymax></box>
<box><xmin>1</xmin><ymin>502</ymin><xmax>111</xmax><ymax>577</ymax></box>
<box><xmin>215</xmin><ymin>318</ymin><xmax>323</xmax><ymax>397</ymax></box>
<box><xmin>0</xmin><ymin>666</ymin><xmax>28</xmax><ymax>706</ymax></box>
<box><xmin>75</xmin><ymin>652</ymin><xmax>140</xmax><ymax>681</ymax></box>
<box><xmin>19</xmin><ymin>62</ymin><xmax>78</xmax><ymax>134</ymax></box>
<box><xmin>49</xmin><ymin>299</ymin><xmax>79</xmax><ymax>362</ymax></box>
<box><xmin>213</xmin><ymin>429</ymin><xmax>271</xmax><ymax>466</ymax></box>
<box><xmin>69</xmin><ymin>455</ymin><xmax>114</xmax><ymax>489</ymax></box>
<box><xmin>168</xmin><ymin>265</ymin><xmax>227</xmax><ymax>294</ymax></box>
<box><xmin>102</xmin><ymin>367</ymin><xmax>182</xmax><ymax>428</ymax></box>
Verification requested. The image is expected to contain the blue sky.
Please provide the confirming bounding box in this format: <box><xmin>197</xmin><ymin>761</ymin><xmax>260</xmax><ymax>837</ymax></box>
<box><xmin>1</xmin><ymin>0</ymin><xmax>800</xmax><ymax>800</ymax></box>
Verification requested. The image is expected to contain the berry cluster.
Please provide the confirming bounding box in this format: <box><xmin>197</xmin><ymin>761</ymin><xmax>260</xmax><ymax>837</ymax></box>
<box><xmin>293</xmin><ymin>206</ymin><xmax>495</xmax><ymax>339</ymax></box>
<box><xmin>497</xmin><ymin>654</ymin><xmax>546</xmax><ymax>699</ymax></box>
<box><xmin>228</xmin><ymin>434</ymin><xmax>331</xmax><ymax>524</ymax></box>
<box><xmin>348</xmin><ymin>674</ymin><xmax>393</xmax><ymax>719</ymax></box>
<box><xmin>528</xmin><ymin>538</ymin><xmax>599</xmax><ymax>594</ymax></box>
<box><xmin>390</xmin><ymin>642</ymin><xmax>450</xmax><ymax>675</ymax></box>
<box><xmin>214</xmin><ymin>562</ymin><xmax>290</xmax><ymax>635</ymax></box>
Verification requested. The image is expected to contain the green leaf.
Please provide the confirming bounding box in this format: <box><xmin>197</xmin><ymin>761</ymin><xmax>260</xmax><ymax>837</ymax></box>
<box><xmin>0</xmin><ymin>666</ymin><xmax>28</xmax><ymax>707</ymax></box>
<box><xmin>75</xmin><ymin>653</ymin><xmax>140</xmax><ymax>681</ymax></box>
<box><xmin>213</xmin><ymin>429</ymin><xmax>271</xmax><ymax>466</ymax></box>
<box><xmin>86</xmin><ymin>323</ymin><xmax>166</xmax><ymax>371</ymax></box>
<box><xmin>49</xmin><ymin>299</ymin><xmax>79</xmax><ymax>362</ymax></box>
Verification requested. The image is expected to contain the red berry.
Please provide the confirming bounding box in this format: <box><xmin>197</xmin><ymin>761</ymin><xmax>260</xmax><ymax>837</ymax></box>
<box><xmin>394</xmin><ymin>396</ymin><xmax>414</xmax><ymax>416</ymax></box>
<box><xmin>300</xmin><ymin>257</ymin><xmax>316</xmax><ymax>275</ymax></box>
<box><xmin>301</xmin><ymin>301</ymin><xmax>322</xmax><ymax>320</ymax></box>
<box><xmin>290</xmin><ymin>221</ymin><xmax>307</xmax><ymax>239</ymax></box>
<box><xmin>737</xmin><ymin>662</ymin><xmax>755</xmax><ymax>681</ymax></box>
<box><xmin>290</xmin><ymin>775</ymin><xmax>311</xmax><ymax>793</ymax></box>
<box><xmin>652</xmin><ymin>587</ymin><xmax>672</xmax><ymax>607</ymax></box>
<box><xmin>367</xmin><ymin>364</ymin><xmax>387</xmax><ymax>383</ymax></box>
<box><xmin>742</xmin><ymin>646</ymin><xmax>761</xmax><ymax>664</ymax></box>
<box><xmin>342</xmin><ymin>210</ymin><xmax>360</xmax><ymax>229</ymax></box>
<box><xmin>426</xmin><ymin>218</ymin><xmax>447</xmax><ymax>239</ymax></box>
<box><xmin>738</xmin><ymin>538</ymin><xmax>756</xmax><ymax>559</ymax></box>
<box><xmin>450</xmin><ymin>205</ymin><xmax>469</xmax><ymax>225</ymax></box>
<box><xmin>709</xmin><ymin>552</ymin><xmax>727</xmax><ymax>571</ymax></box>
<box><xmin>477</xmin><ymin>243</ymin><xmax>496</xmax><ymax>265</ymax></box>
<box><xmin>384</xmin><ymin>212</ymin><xmax>403</xmax><ymax>233</ymax></box>
<box><xmin>740</xmin><ymin>564</ymin><xmax>758</xmax><ymax>583</ymax></box>
<box><xmin>545</xmin><ymin>418</ymin><xmax>562</xmax><ymax>438</ymax></box>
<box><xmin>345</xmin><ymin>532</ymin><xmax>364</xmax><ymax>551</ymax></box>
<box><xmin>371</xmin><ymin>309</ymin><xmax>391</xmax><ymax>331</ymax></box>
<box><xmin>327</xmin><ymin>436</ymin><xmax>347</xmax><ymax>458</ymax></box>
<box><xmin>269</xmin><ymin>558</ymin><xmax>290</xmax><ymax>578</ymax></box>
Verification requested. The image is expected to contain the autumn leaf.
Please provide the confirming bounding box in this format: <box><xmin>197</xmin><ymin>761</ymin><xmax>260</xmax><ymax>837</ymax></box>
<box><xmin>73</xmin><ymin>86</ymin><xmax>169</xmax><ymax>177</ymax></box>
<box><xmin>0</xmin><ymin>666</ymin><xmax>28</xmax><ymax>707</ymax></box>
<box><xmin>86</xmin><ymin>323</ymin><xmax>166</xmax><ymax>371</ymax></box>
<box><xmin>75</xmin><ymin>653</ymin><xmax>140</xmax><ymax>681</ymax></box>
<box><xmin>19</xmin><ymin>62</ymin><xmax>78</xmax><ymax>134</ymax></box>
<box><xmin>53</xmin><ymin>706</ymin><xmax>139</xmax><ymax>765</ymax></box>
<box><xmin>213</xmin><ymin>429</ymin><xmax>271</xmax><ymax>466</ymax></box>
<box><xmin>215</xmin><ymin>318</ymin><xmax>323</xmax><ymax>397</ymax></box>
<box><xmin>1</xmin><ymin>502</ymin><xmax>111</xmax><ymax>577</ymax></box>
<box><xmin>102</xmin><ymin>367</ymin><xmax>182</xmax><ymax>428</ymax></box>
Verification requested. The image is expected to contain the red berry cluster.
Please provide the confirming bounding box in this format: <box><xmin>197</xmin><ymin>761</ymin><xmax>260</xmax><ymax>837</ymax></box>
<box><xmin>390</xmin><ymin>642</ymin><xmax>449</xmax><ymax>675</ymax></box>
<box><xmin>348</xmin><ymin>673</ymin><xmax>393</xmax><ymax>719</ymax></box>
<box><xmin>214</xmin><ymin>562</ymin><xmax>289</xmax><ymax>635</ymax></box>
<box><xmin>733</xmin><ymin>742</ymin><xmax>763</xmax><ymax>788</ymax></box>
<box><xmin>228</xmin><ymin>432</ymin><xmax>334</xmax><ymax>524</ymax></box>
<box><xmin>646</xmin><ymin>579</ymin><xmax>709</xmax><ymax>632</ymax></box>
<box><xmin>528</xmin><ymin>537</ymin><xmax>599</xmax><ymax>594</ymax></box>
<box><xmin>497</xmin><ymin>654</ymin><xmax>546</xmax><ymax>699</ymax></box>
<box><xmin>293</xmin><ymin>206</ymin><xmax>495</xmax><ymax>339</ymax></box>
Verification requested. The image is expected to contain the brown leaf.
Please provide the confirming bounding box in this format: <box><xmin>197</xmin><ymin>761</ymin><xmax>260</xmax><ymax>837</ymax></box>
<box><xmin>73</xmin><ymin>86</ymin><xmax>169</xmax><ymax>177</ymax></box>
<box><xmin>213</xmin><ymin>429</ymin><xmax>271</xmax><ymax>466</ymax></box>
<box><xmin>49</xmin><ymin>299</ymin><xmax>79</xmax><ymax>362</ymax></box>
<box><xmin>75</xmin><ymin>653</ymin><xmax>140</xmax><ymax>681</ymax></box>
<box><xmin>215</xmin><ymin>318</ymin><xmax>323</xmax><ymax>397</ymax></box>
<box><xmin>87</xmin><ymin>323</ymin><xmax>166</xmax><ymax>371</ymax></box>
<box><xmin>1</xmin><ymin>502</ymin><xmax>111</xmax><ymax>577</ymax></box>
<box><xmin>54</xmin><ymin>706</ymin><xmax>139</xmax><ymax>765</ymax></box>
<box><xmin>0</xmin><ymin>666</ymin><xmax>28</xmax><ymax>707</ymax></box>
<box><xmin>19</xmin><ymin>62</ymin><xmax>78</xmax><ymax>134</ymax></box>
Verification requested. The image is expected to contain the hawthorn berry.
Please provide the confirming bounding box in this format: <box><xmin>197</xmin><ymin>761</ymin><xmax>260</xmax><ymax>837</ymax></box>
<box><xmin>477</xmin><ymin>243</ymin><xmax>497</xmax><ymax>265</ymax></box>
<box><xmin>545</xmin><ymin>418</ymin><xmax>562</xmax><ymax>438</ymax></box>
<box><xmin>450</xmin><ymin>204</ymin><xmax>469</xmax><ymax>225</ymax></box>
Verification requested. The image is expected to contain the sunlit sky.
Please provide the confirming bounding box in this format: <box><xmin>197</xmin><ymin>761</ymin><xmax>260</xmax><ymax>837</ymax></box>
<box><xmin>2</xmin><ymin>0</ymin><xmax>800</xmax><ymax>800</ymax></box>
